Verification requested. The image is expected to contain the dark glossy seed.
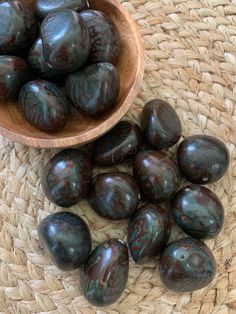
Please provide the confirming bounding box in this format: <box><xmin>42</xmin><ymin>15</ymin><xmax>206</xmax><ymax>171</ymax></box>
<box><xmin>177</xmin><ymin>135</ymin><xmax>230</xmax><ymax>184</ymax></box>
<box><xmin>80</xmin><ymin>238</ymin><xmax>129</xmax><ymax>306</ymax></box>
<box><xmin>41</xmin><ymin>9</ymin><xmax>90</xmax><ymax>73</ymax></box>
<box><xmin>42</xmin><ymin>149</ymin><xmax>92</xmax><ymax>207</ymax></box>
<box><xmin>160</xmin><ymin>237</ymin><xmax>216</xmax><ymax>292</ymax></box>
<box><xmin>0</xmin><ymin>0</ymin><xmax>39</xmax><ymax>55</ymax></box>
<box><xmin>38</xmin><ymin>211</ymin><xmax>91</xmax><ymax>270</ymax></box>
<box><xmin>89</xmin><ymin>173</ymin><xmax>140</xmax><ymax>220</ymax></box>
<box><xmin>80</xmin><ymin>10</ymin><xmax>121</xmax><ymax>64</ymax></box>
<box><xmin>35</xmin><ymin>0</ymin><xmax>89</xmax><ymax>20</ymax></box>
<box><xmin>93</xmin><ymin>121</ymin><xmax>142</xmax><ymax>166</ymax></box>
<box><xmin>172</xmin><ymin>185</ymin><xmax>224</xmax><ymax>239</ymax></box>
<box><xmin>19</xmin><ymin>80</ymin><xmax>69</xmax><ymax>132</ymax></box>
<box><xmin>66</xmin><ymin>62</ymin><xmax>120</xmax><ymax>116</ymax></box>
<box><xmin>142</xmin><ymin>99</ymin><xmax>182</xmax><ymax>149</ymax></box>
<box><xmin>133</xmin><ymin>151</ymin><xmax>179</xmax><ymax>203</ymax></box>
<box><xmin>0</xmin><ymin>56</ymin><xmax>30</xmax><ymax>100</ymax></box>
<box><xmin>128</xmin><ymin>204</ymin><xmax>171</xmax><ymax>263</ymax></box>
<box><xmin>28</xmin><ymin>38</ymin><xmax>64</xmax><ymax>84</ymax></box>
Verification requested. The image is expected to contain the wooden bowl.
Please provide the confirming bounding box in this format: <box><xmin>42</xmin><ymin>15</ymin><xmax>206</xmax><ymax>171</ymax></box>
<box><xmin>0</xmin><ymin>0</ymin><xmax>144</xmax><ymax>148</ymax></box>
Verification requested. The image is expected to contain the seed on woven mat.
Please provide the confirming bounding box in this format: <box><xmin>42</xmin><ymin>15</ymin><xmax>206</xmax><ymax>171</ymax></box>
<box><xmin>142</xmin><ymin>99</ymin><xmax>182</xmax><ymax>150</ymax></box>
<box><xmin>92</xmin><ymin>120</ymin><xmax>142</xmax><ymax>166</ymax></box>
<box><xmin>133</xmin><ymin>150</ymin><xmax>180</xmax><ymax>203</ymax></box>
<box><xmin>80</xmin><ymin>238</ymin><xmax>129</xmax><ymax>306</ymax></box>
<box><xmin>128</xmin><ymin>204</ymin><xmax>171</xmax><ymax>263</ymax></box>
<box><xmin>41</xmin><ymin>149</ymin><xmax>92</xmax><ymax>207</ymax></box>
<box><xmin>172</xmin><ymin>185</ymin><xmax>224</xmax><ymax>239</ymax></box>
<box><xmin>38</xmin><ymin>211</ymin><xmax>92</xmax><ymax>270</ymax></box>
<box><xmin>177</xmin><ymin>134</ymin><xmax>230</xmax><ymax>184</ymax></box>
<box><xmin>160</xmin><ymin>237</ymin><xmax>216</xmax><ymax>292</ymax></box>
<box><xmin>89</xmin><ymin>172</ymin><xmax>140</xmax><ymax>220</ymax></box>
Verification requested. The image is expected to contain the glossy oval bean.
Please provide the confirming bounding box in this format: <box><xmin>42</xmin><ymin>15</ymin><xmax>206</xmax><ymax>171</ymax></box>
<box><xmin>89</xmin><ymin>172</ymin><xmax>140</xmax><ymax>220</ymax></box>
<box><xmin>80</xmin><ymin>238</ymin><xmax>129</xmax><ymax>306</ymax></box>
<box><xmin>142</xmin><ymin>99</ymin><xmax>182</xmax><ymax>149</ymax></box>
<box><xmin>160</xmin><ymin>237</ymin><xmax>216</xmax><ymax>292</ymax></box>
<box><xmin>93</xmin><ymin>121</ymin><xmax>142</xmax><ymax>166</ymax></box>
<box><xmin>41</xmin><ymin>149</ymin><xmax>92</xmax><ymax>207</ymax></box>
<box><xmin>41</xmin><ymin>9</ymin><xmax>90</xmax><ymax>73</ymax></box>
<box><xmin>38</xmin><ymin>211</ymin><xmax>91</xmax><ymax>270</ymax></box>
<box><xmin>19</xmin><ymin>80</ymin><xmax>69</xmax><ymax>132</ymax></box>
<box><xmin>80</xmin><ymin>10</ymin><xmax>121</xmax><ymax>64</ymax></box>
<box><xmin>66</xmin><ymin>62</ymin><xmax>120</xmax><ymax>116</ymax></box>
<box><xmin>172</xmin><ymin>185</ymin><xmax>224</xmax><ymax>239</ymax></box>
<box><xmin>0</xmin><ymin>56</ymin><xmax>30</xmax><ymax>100</ymax></box>
<box><xmin>133</xmin><ymin>151</ymin><xmax>179</xmax><ymax>203</ymax></box>
<box><xmin>28</xmin><ymin>38</ymin><xmax>64</xmax><ymax>84</ymax></box>
<box><xmin>0</xmin><ymin>0</ymin><xmax>39</xmax><ymax>55</ymax></box>
<box><xmin>177</xmin><ymin>135</ymin><xmax>230</xmax><ymax>184</ymax></box>
<box><xmin>128</xmin><ymin>204</ymin><xmax>171</xmax><ymax>263</ymax></box>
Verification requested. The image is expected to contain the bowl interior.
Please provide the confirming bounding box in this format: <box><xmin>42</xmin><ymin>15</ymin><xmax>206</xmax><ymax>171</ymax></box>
<box><xmin>0</xmin><ymin>0</ymin><xmax>143</xmax><ymax>148</ymax></box>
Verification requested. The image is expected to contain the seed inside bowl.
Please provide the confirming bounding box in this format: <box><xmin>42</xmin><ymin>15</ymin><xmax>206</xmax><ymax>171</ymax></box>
<box><xmin>0</xmin><ymin>0</ymin><xmax>121</xmax><ymax>132</ymax></box>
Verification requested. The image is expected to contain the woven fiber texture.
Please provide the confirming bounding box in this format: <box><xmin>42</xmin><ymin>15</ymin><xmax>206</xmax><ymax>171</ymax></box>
<box><xmin>0</xmin><ymin>0</ymin><xmax>236</xmax><ymax>313</ymax></box>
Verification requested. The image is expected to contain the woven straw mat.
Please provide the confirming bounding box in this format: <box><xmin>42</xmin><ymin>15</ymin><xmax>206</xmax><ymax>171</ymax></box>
<box><xmin>0</xmin><ymin>0</ymin><xmax>236</xmax><ymax>313</ymax></box>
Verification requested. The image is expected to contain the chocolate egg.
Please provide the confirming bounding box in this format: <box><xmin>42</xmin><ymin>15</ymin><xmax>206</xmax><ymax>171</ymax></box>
<box><xmin>66</xmin><ymin>62</ymin><xmax>120</xmax><ymax>116</ymax></box>
<box><xmin>160</xmin><ymin>237</ymin><xmax>216</xmax><ymax>292</ymax></box>
<box><xmin>172</xmin><ymin>185</ymin><xmax>224</xmax><ymax>239</ymax></box>
<box><xmin>80</xmin><ymin>10</ymin><xmax>121</xmax><ymax>64</ymax></box>
<box><xmin>177</xmin><ymin>135</ymin><xmax>230</xmax><ymax>184</ymax></box>
<box><xmin>89</xmin><ymin>173</ymin><xmax>140</xmax><ymax>220</ymax></box>
<box><xmin>42</xmin><ymin>149</ymin><xmax>92</xmax><ymax>207</ymax></box>
<box><xmin>41</xmin><ymin>9</ymin><xmax>90</xmax><ymax>73</ymax></box>
<box><xmin>80</xmin><ymin>238</ymin><xmax>129</xmax><ymax>306</ymax></box>
<box><xmin>128</xmin><ymin>204</ymin><xmax>171</xmax><ymax>263</ymax></box>
<box><xmin>28</xmin><ymin>38</ymin><xmax>64</xmax><ymax>83</ymax></box>
<box><xmin>93</xmin><ymin>121</ymin><xmax>142</xmax><ymax>166</ymax></box>
<box><xmin>0</xmin><ymin>56</ymin><xmax>30</xmax><ymax>100</ymax></box>
<box><xmin>142</xmin><ymin>99</ymin><xmax>182</xmax><ymax>149</ymax></box>
<box><xmin>0</xmin><ymin>0</ymin><xmax>39</xmax><ymax>55</ymax></box>
<box><xmin>133</xmin><ymin>151</ymin><xmax>179</xmax><ymax>203</ymax></box>
<box><xmin>19</xmin><ymin>80</ymin><xmax>69</xmax><ymax>132</ymax></box>
<box><xmin>38</xmin><ymin>211</ymin><xmax>91</xmax><ymax>270</ymax></box>
<box><xmin>35</xmin><ymin>0</ymin><xmax>89</xmax><ymax>20</ymax></box>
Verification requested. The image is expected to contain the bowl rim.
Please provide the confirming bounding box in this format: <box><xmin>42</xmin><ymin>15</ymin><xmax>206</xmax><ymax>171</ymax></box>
<box><xmin>0</xmin><ymin>0</ymin><xmax>144</xmax><ymax>148</ymax></box>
